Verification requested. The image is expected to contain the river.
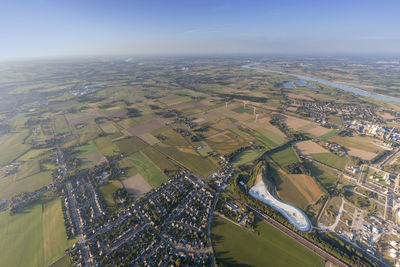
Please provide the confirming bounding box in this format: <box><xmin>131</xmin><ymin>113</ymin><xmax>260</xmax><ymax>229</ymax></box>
<box><xmin>243</xmin><ymin>64</ymin><xmax>400</xmax><ymax>103</ymax></box>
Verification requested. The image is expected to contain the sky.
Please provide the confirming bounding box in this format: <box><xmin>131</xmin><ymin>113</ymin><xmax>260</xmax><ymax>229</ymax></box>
<box><xmin>1</xmin><ymin>0</ymin><xmax>400</xmax><ymax>59</ymax></box>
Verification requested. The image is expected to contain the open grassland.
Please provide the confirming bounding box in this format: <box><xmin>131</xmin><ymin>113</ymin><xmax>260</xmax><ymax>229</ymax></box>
<box><xmin>100</xmin><ymin>180</ymin><xmax>124</xmax><ymax>210</ymax></box>
<box><xmin>0</xmin><ymin>130</ymin><xmax>31</xmax><ymax>166</ymax></box>
<box><xmin>124</xmin><ymin>152</ymin><xmax>168</xmax><ymax>187</ymax></box>
<box><xmin>232</xmin><ymin>149</ymin><xmax>265</xmax><ymax>167</ymax></box>
<box><xmin>0</xmin><ymin>198</ymin><xmax>75</xmax><ymax>267</ymax></box>
<box><xmin>211</xmin><ymin>216</ymin><xmax>324</xmax><ymax>267</ymax></box>
<box><xmin>270</xmin><ymin>146</ymin><xmax>301</xmax><ymax>168</ymax></box>
<box><xmin>113</xmin><ymin>136</ymin><xmax>148</xmax><ymax>155</ymax></box>
<box><xmin>0</xmin><ymin>171</ymin><xmax>53</xmax><ymax>199</ymax></box>
<box><xmin>311</xmin><ymin>153</ymin><xmax>348</xmax><ymax>171</ymax></box>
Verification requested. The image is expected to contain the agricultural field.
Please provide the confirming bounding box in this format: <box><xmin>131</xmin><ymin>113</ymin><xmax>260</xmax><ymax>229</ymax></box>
<box><xmin>280</xmin><ymin>114</ymin><xmax>331</xmax><ymax>137</ymax></box>
<box><xmin>74</xmin><ymin>140</ymin><xmax>105</xmax><ymax>169</ymax></box>
<box><xmin>265</xmin><ymin>160</ymin><xmax>325</xmax><ymax>210</ymax></box>
<box><xmin>0</xmin><ymin>130</ymin><xmax>31</xmax><ymax>166</ymax></box>
<box><xmin>141</xmin><ymin>146</ymin><xmax>178</xmax><ymax>172</ymax></box>
<box><xmin>121</xmin><ymin>173</ymin><xmax>152</xmax><ymax>199</ymax></box>
<box><xmin>0</xmin><ymin>197</ymin><xmax>75</xmax><ymax>267</ymax></box>
<box><xmin>211</xmin><ymin>216</ymin><xmax>324</xmax><ymax>267</ymax></box>
<box><xmin>231</xmin><ymin>149</ymin><xmax>265</xmax><ymax>167</ymax></box>
<box><xmin>122</xmin><ymin>152</ymin><xmax>168</xmax><ymax>187</ymax></box>
<box><xmin>0</xmin><ymin>171</ymin><xmax>53</xmax><ymax>199</ymax></box>
<box><xmin>329</xmin><ymin>135</ymin><xmax>385</xmax><ymax>156</ymax></box>
<box><xmin>269</xmin><ymin>146</ymin><xmax>301</xmax><ymax>168</ymax></box>
<box><xmin>304</xmin><ymin>161</ymin><xmax>339</xmax><ymax>193</ymax></box>
<box><xmin>154</xmin><ymin>143</ymin><xmax>217</xmax><ymax>177</ymax></box>
<box><xmin>295</xmin><ymin>140</ymin><xmax>329</xmax><ymax>155</ymax></box>
<box><xmin>279</xmin><ymin>174</ymin><xmax>325</xmax><ymax>210</ymax></box>
<box><xmin>207</xmin><ymin>129</ymin><xmax>255</xmax><ymax>155</ymax></box>
<box><xmin>113</xmin><ymin>136</ymin><xmax>148</xmax><ymax>155</ymax></box>
<box><xmin>311</xmin><ymin>152</ymin><xmax>349</xmax><ymax>171</ymax></box>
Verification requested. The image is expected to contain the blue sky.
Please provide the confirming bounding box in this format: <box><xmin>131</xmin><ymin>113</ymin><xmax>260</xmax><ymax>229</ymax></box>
<box><xmin>1</xmin><ymin>0</ymin><xmax>400</xmax><ymax>59</ymax></box>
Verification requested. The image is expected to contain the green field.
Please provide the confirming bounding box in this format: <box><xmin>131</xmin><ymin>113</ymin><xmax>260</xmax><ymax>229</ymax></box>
<box><xmin>124</xmin><ymin>151</ymin><xmax>168</xmax><ymax>187</ymax></box>
<box><xmin>304</xmin><ymin>161</ymin><xmax>338</xmax><ymax>193</ymax></box>
<box><xmin>320</xmin><ymin>129</ymin><xmax>338</xmax><ymax>139</ymax></box>
<box><xmin>17</xmin><ymin>148</ymin><xmax>51</xmax><ymax>161</ymax></box>
<box><xmin>252</xmin><ymin>128</ymin><xmax>287</xmax><ymax>147</ymax></box>
<box><xmin>50</xmin><ymin>255</ymin><xmax>73</xmax><ymax>267</ymax></box>
<box><xmin>211</xmin><ymin>216</ymin><xmax>324</xmax><ymax>267</ymax></box>
<box><xmin>74</xmin><ymin>140</ymin><xmax>98</xmax><ymax>155</ymax></box>
<box><xmin>43</xmin><ymin>199</ymin><xmax>77</xmax><ymax>265</ymax></box>
<box><xmin>270</xmin><ymin>146</ymin><xmax>301</xmax><ymax>167</ymax></box>
<box><xmin>197</xmin><ymin>145</ymin><xmax>213</xmax><ymax>157</ymax></box>
<box><xmin>0</xmin><ymin>171</ymin><xmax>53</xmax><ymax>199</ymax></box>
<box><xmin>141</xmin><ymin>146</ymin><xmax>178</xmax><ymax>172</ymax></box>
<box><xmin>0</xmin><ymin>130</ymin><xmax>31</xmax><ymax>166</ymax></box>
<box><xmin>248</xmin><ymin>128</ymin><xmax>279</xmax><ymax>148</ymax></box>
<box><xmin>232</xmin><ymin>106</ymin><xmax>253</xmax><ymax>114</ymax></box>
<box><xmin>311</xmin><ymin>153</ymin><xmax>348</xmax><ymax>171</ymax></box>
<box><xmin>113</xmin><ymin>136</ymin><xmax>148</xmax><ymax>155</ymax></box>
<box><xmin>95</xmin><ymin>136</ymin><xmax>120</xmax><ymax>157</ymax></box>
<box><xmin>232</xmin><ymin>149</ymin><xmax>265</xmax><ymax>167</ymax></box>
<box><xmin>99</xmin><ymin>180</ymin><xmax>124</xmax><ymax>210</ymax></box>
<box><xmin>155</xmin><ymin>143</ymin><xmax>218</xmax><ymax>177</ymax></box>
<box><xmin>330</xmin><ymin>135</ymin><xmax>384</xmax><ymax>154</ymax></box>
<box><xmin>0</xmin><ymin>198</ymin><xmax>75</xmax><ymax>267</ymax></box>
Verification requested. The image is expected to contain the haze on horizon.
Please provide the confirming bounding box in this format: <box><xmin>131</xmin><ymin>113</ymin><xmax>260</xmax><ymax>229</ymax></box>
<box><xmin>2</xmin><ymin>0</ymin><xmax>400</xmax><ymax>60</ymax></box>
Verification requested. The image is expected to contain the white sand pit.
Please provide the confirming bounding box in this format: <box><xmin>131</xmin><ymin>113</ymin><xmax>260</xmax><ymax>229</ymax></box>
<box><xmin>249</xmin><ymin>181</ymin><xmax>311</xmax><ymax>232</ymax></box>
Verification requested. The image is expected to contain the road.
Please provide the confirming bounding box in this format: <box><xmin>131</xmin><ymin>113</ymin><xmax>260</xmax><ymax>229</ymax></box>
<box><xmin>53</xmin><ymin>124</ymin><xmax>91</xmax><ymax>266</ymax></box>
